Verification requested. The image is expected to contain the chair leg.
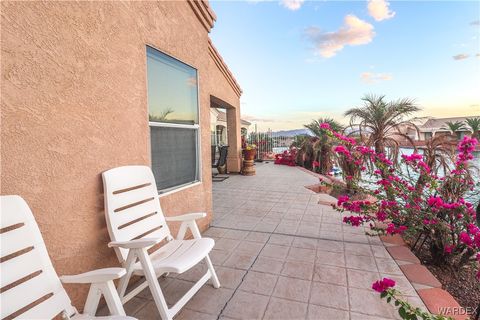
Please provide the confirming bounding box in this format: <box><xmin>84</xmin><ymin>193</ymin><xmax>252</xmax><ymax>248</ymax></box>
<box><xmin>205</xmin><ymin>255</ymin><xmax>220</xmax><ymax>288</ymax></box>
<box><xmin>83</xmin><ymin>283</ymin><xmax>102</xmax><ymax>316</ymax></box>
<box><xmin>136</xmin><ymin>248</ymin><xmax>172</xmax><ymax>320</ymax></box>
<box><xmin>118</xmin><ymin>249</ymin><xmax>136</xmax><ymax>301</ymax></box>
<box><xmin>99</xmin><ymin>281</ymin><xmax>127</xmax><ymax>316</ymax></box>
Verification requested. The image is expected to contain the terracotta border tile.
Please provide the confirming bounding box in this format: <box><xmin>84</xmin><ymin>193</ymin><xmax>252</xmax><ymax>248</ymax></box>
<box><xmin>399</xmin><ymin>264</ymin><xmax>442</xmax><ymax>288</ymax></box>
<box><xmin>417</xmin><ymin>288</ymin><xmax>469</xmax><ymax>320</ymax></box>
<box><xmin>386</xmin><ymin>246</ymin><xmax>420</xmax><ymax>264</ymax></box>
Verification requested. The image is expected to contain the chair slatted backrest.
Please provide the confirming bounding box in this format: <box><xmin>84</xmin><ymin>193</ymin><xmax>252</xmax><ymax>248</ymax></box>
<box><xmin>102</xmin><ymin>165</ymin><xmax>172</xmax><ymax>264</ymax></box>
<box><xmin>0</xmin><ymin>195</ymin><xmax>75</xmax><ymax>320</ymax></box>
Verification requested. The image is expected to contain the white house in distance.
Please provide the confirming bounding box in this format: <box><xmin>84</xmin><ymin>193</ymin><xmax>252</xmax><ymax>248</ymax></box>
<box><xmin>418</xmin><ymin>116</ymin><xmax>476</xmax><ymax>140</ymax></box>
<box><xmin>210</xmin><ymin>108</ymin><xmax>251</xmax><ymax>146</ymax></box>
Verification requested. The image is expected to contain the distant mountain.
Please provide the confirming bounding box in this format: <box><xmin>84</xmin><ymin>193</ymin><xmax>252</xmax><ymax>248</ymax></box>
<box><xmin>271</xmin><ymin>129</ymin><xmax>313</xmax><ymax>137</ymax></box>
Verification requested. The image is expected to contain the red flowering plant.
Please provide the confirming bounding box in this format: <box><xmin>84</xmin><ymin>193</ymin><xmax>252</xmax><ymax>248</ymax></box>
<box><xmin>322</xmin><ymin>123</ymin><xmax>480</xmax><ymax>278</ymax></box>
<box><xmin>372</xmin><ymin>278</ymin><xmax>452</xmax><ymax>320</ymax></box>
<box><xmin>274</xmin><ymin>148</ymin><xmax>297</xmax><ymax>166</ymax></box>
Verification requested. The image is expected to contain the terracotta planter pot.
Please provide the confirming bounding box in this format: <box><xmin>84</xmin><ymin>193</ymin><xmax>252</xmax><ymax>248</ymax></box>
<box><xmin>244</xmin><ymin>148</ymin><xmax>256</xmax><ymax>161</ymax></box>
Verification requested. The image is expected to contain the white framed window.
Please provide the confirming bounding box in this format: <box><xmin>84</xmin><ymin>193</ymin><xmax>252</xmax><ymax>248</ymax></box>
<box><xmin>146</xmin><ymin>46</ymin><xmax>200</xmax><ymax>192</ymax></box>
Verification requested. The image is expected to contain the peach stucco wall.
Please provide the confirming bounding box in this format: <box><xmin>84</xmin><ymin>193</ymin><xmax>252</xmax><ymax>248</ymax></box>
<box><xmin>1</xmin><ymin>1</ymin><xmax>240</xmax><ymax>308</ymax></box>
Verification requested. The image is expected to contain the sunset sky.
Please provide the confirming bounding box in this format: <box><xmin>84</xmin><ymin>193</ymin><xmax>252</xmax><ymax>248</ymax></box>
<box><xmin>210</xmin><ymin>0</ymin><xmax>480</xmax><ymax>131</ymax></box>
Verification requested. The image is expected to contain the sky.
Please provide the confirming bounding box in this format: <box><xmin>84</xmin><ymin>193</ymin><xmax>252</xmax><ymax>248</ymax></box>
<box><xmin>209</xmin><ymin>0</ymin><xmax>480</xmax><ymax>131</ymax></box>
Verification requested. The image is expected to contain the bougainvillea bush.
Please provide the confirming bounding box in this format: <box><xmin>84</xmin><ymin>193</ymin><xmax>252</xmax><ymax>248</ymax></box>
<box><xmin>274</xmin><ymin>148</ymin><xmax>297</xmax><ymax>166</ymax></box>
<box><xmin>320</xmin><ymin>123</ymin><xmax>480</xmax><ymax>278</ymax></box>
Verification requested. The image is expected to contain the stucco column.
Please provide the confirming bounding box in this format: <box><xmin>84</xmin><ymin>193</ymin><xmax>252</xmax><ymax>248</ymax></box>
<box><xmin>226</xmin><ymin>107</ymin><xmax>242</xmax><ymax>172</ymax></box>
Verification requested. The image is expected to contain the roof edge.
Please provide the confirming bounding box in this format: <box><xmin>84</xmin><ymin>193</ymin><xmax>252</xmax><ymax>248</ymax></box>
<box><xmin>187</xmin><ymin>0</ymin><xmax>216</xmax><ymax>33</ymax></box>
<box><xmin>208</xmin><ymin>38</ymin><xmax>243</xmax><ymax>98</ymax></box>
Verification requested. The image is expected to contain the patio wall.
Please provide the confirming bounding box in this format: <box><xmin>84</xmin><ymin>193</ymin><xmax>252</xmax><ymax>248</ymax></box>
<box><xmin>1</xmin><ymin>0</ymin><xmax>241</xmax><ymax>307</ymax></box>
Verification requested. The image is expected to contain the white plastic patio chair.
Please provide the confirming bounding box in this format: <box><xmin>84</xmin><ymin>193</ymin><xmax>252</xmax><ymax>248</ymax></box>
<box><xmin>0</xmin><ymin>195</ymin><xmax>136</xmax><ymax>320</ymax></box>
<box><xmin>102</xmin><ymin>165</ymin><xmax>220</xmax><ymax>320</ymax></box>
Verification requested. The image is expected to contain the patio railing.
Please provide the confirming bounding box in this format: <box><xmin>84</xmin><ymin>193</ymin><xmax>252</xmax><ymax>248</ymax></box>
<box><xmin>246</xmin><ymin>130</ymin><xmax>292</xmax><ymax>161</ymax></box>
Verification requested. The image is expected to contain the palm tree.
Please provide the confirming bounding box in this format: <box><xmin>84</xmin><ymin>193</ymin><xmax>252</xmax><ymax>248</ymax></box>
<box><xmin>441</xmin><ymin>121</ymin><xmax>467</xmax><ymax>140</ymax></box>
<box><xmin>290</xmin><ymin>135</ymin><xmax>310</xmax><ymax>167</ymax></box>
<box><xmin>465</xmin><ymin>117</ymin><xmax>480</xmax><ymax>139</ymax></box>
<box><xmin>344</xmin><ymin>94</ymin><xmax>420</xmax><ymax>163</ymax></box>
<box><xmin>149</xmin><ymin>108</ymin><xmax>174</xmax><ymax>122</ymax></box>
<box><xmin>422</xmin><ymin>135</ymin><xmax>456</xmax><ymax>175</ymax></box>
<box><xmin>304</xmin><ymin>118</ymin><xmax>343</xmax><ymax>174</ymax></box>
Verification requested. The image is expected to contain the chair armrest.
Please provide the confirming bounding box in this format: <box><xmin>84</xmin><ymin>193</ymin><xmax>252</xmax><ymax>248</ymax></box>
<box><xmin>108</xmin><ymin>238</ymin><xmax>162</xmax><ymax>249</ymax></box>
<box><xmin>165</xmin><ymin>212</ymin><xmax>206</xmax><ymax>222</ymax></box>
<box><xmin>60</xmin><ymin>268</ymin><xmax>126</xmax><ymax>284</ymax></box>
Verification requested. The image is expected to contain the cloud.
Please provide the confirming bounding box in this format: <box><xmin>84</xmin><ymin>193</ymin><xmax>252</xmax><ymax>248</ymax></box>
<box><xmin>471</xmin><ymin>20</ymin><xmax>480</xmax><ymax>26</ymax></box>
<box><xmin>452</xmin><ymin>54</ymin><xmax>469</xmax><ymax>60</ymax></box>
<box><xmin>360</xmin><ymin>72</ymin><xmax>393</xmax><ymax>84</ymax></box>
<box><xmin>367</xmin><ymin>0</ymin><xmax>396</xmax><ymax>21</ymax></box>
<box><xmin>304</xmin><ymin>15</ymin><xmax>375</xmax><ymax>58</ymax></box>
<box><xmin>476</xmin><ymin>53</ymin><xmax>480</xmax><ymax>58</ymax></box>
<box><xmin>280</xmin><ymin>0</ymin><xmax>304</xmax><ymax>11</ymax></box>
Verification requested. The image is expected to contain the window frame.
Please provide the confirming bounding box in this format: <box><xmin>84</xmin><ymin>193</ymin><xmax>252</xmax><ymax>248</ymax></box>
<box><xmin>146</xmin><ymin>45</ymin><xmax>202</xmax><ymax>194</ymax></box>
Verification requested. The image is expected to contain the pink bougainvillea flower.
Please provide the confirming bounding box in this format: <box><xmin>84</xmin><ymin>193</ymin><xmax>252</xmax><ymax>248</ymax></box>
<box><xmin>427</xmin><ymin>196</ymin><xmax>443</xmax><ymax>208</ymax></box>
<box><xmin>372</xmin><ymin>278</ymin><xmax>396</xmax><ymax>293</ymax></box>
<box><xmin>444</xmin><ymin>244</ymin><xmax>455</xmax><ymax>254</ymax></box>
<box><xmin>459</xmin><ymin>232</ymin><xmax>473</xmax><ymax>246</ymax></box>
<box><xmin>343</xmin><ymin>215</ymin><xmax>366</xmax><ymax>226</ymax></box>
<box><xmin>386</xmin><ymin>223</ymin><xmax>407</xmax><ymax>235</ymax></box>
<box><xmin>337</xmin><ymin>195</ymin><xmax>350</xmax><ymax>206</ymax></box>
<box><xmin>319</xmin><ymin>123</ymin><xmax>331</xmax><ymax>129</ymax></box>
<box><xmin>468</xmin><ymin>223</ymin><xmax>480</xmax><ymax>235</ymax></box>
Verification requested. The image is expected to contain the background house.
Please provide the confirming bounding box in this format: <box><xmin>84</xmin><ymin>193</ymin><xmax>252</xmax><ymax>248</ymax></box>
<box><xmin>210</xmin><ymin>108</ymin><xmax>251</xmax><ymax>147</ymax></box>
<box><xmin>1</xmin><ymin>0</ymin><xmax>242</xmax><ymax>306</ymax></box>
<box><xmin>418</xmin><ymin>116</ymin><xmax>473</xmax><ymax>140</ymax></box>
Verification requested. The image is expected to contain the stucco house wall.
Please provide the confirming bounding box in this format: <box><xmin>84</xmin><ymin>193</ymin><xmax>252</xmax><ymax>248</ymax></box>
<box><xmin>1</xmin><ymin>0</ymin><xmax>241</xmax><ymax>308</ymax></box>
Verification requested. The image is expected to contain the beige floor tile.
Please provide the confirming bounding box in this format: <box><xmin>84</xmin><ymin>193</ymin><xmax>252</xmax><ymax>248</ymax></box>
<box><xmin>281</xmin><ymin>261</ymin><xmax>314</xmax><ymax>280</ymax></box>
<box><xmin>317</xmin><ymin>239</ymin><xmax>344</xmax><ymax>253</ymax></box>
<box><xmin>222</xmin><ymin>252</ymin><xmax>257</xmax><ymax>270</ymax></box>
<box><xmin>238</xmin><ymin>270</ymin><xmax>278</xmax><ymax>296</ymax></box>
<box><xmin>346</xmin><ymin>254</ymin><xmax>378</xmax><ymax>271</ymax></box>
<box><xmin>350</xmin><ymin>312</ymin><xmax>395</xmax><ymax>320</ymax></box>
<box><xmin>347</xmin><ymin>269</ymin><xmax>381</xmax><ymax>289</ymax></box>
<box><xmin>375</xmin><ymin>258</ymin><xmax>403</xmax><ymax>275</ymax></box>
<box><xmin>315</xmin><ymin>251</ymin><xmax>346</xmax><ymax>267</ymax></box>
<box><xmin>215</xmin><ymin>266</ymin><xmax>247</xmax><ymax>289</ymax></box>
<box><xmin>175</xmin><ymin>309</ymin><xmax>218</xmax><ymax>320</ymax></box>
<box><xmin>292</xmin><ymin>237</ymin><xmax>318</xmax><ymax>250</ymax></box>
<box><xmin>251</xmin><ymin>256</ymin><xmax>284</xmax><ymax>274</ymax></box>
<box><xmin>344</xmin><ymin>243</ymin><xmax>373</xmax><ymax>256</ymax></box>
<box><xmin>259</xmin><ymin>244</ymin><xmax>290</xmax><ymax>260</ymax></box>
<box><xmin>309</xmin><ymin>282</ymin><xmax>349</xmax><ymax>310</ymax></box>
<box><xmin>307</xmin><ymin>304</ymin><xmax>349</xmax><ymax>320</ymax></box>
<box><xmin>246</xmin><ymin>231</ymin><xmax>270</xmax><ymax>243</ymax></box>
<box><xmin>210</xmin><ymin>249</ymin><xmax>231</xmax><ymax>266</ymax></box>
<box><xmin>215</xmin><ymin>238</ymin><xmax>241</xmax><ymax>251</ymax></box>
<box><xmin>133</xmin><ymin>300</ymin><xmax>162</xmax><ymax>320</ymax></box>
<box><xmin>272</xmin><ymin>276</ymin><xmax>311</xmax><ymax>302</ymax></box>
<box><xmin>163</xmin><ymin>279</ymin><xmax>196</xmax><ymax>307</ymax></box>
<box><xmin>313</xmin><ymin>265</ymin><xmax>347</xmax><ymax>286</ymax></box>
<box><xmin>235</xmin><ymin>241</ymin><xmax>264</xmax><ymax>255</ymax></box>
<box><xmin>222</xmin><ymin>229</ymin><xmax>249</xmax><ymax>240</ymax></box>
<box><xmin>263</xmin><ymin>297</ymin><xmax>308</xmax><ymax>320</ymax></box>
<box><xmin>287</xmin><ymin>247</ymin><xmax>316</xmax><ymax>263</ymax></box>
<box><xmin>268</xmin><ymin>234</ymin><xmax>295</xmax><ymax>246</ymax></box>
<box><xmin>349</xmin><ymin>288</ymin><xmax>398</xmax><ymax>318</ymax></box>
<box><xmin>371</xmin><ymin>246</ymin><xmax>391</xmax><ymax>259</ymax></box>
<box><xmin>221</xmin><ymin>291</ymin><xmax>270</xmax><ymax>320</ymax></box>
<box><xmin>185</xmin><ymin>286</ymin><xmax>234</xmax><ymax>315</ymax></box>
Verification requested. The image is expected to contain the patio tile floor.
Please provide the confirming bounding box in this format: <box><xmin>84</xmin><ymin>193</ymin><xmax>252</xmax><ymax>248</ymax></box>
<box><xmin>113</xmin><ymin>163</ymin><xmax>427</xmax><ymax>319</ymax></box>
